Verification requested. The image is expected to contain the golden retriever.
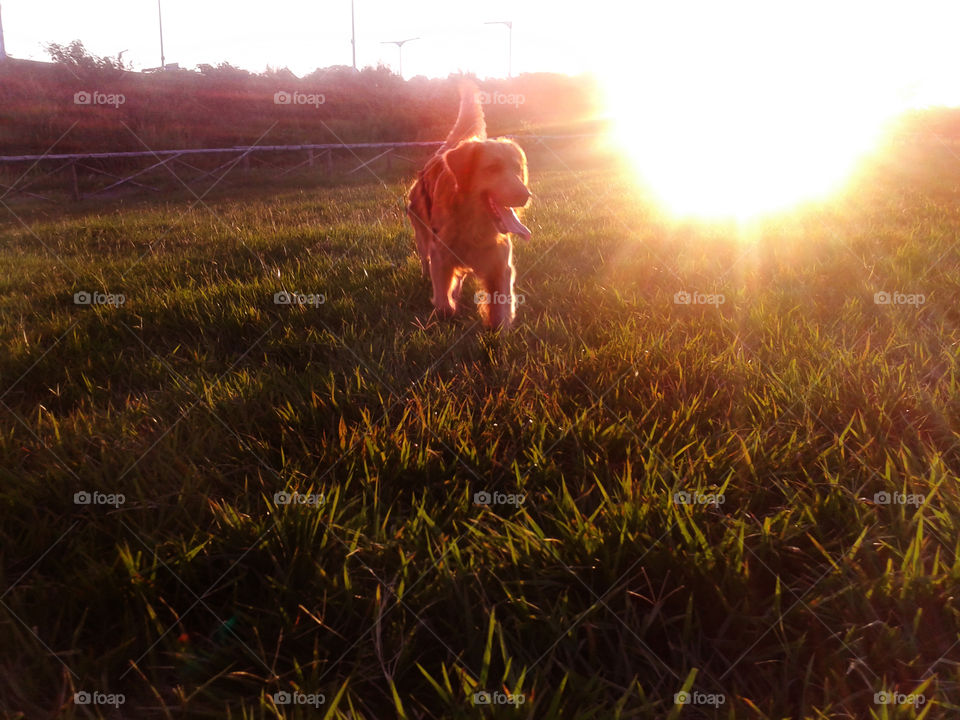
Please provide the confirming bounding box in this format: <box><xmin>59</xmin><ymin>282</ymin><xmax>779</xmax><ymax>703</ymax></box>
<box><xmin>407</xmin><ymin>83</ymin><xmax>531</xmax><ymax>329</ymax></box>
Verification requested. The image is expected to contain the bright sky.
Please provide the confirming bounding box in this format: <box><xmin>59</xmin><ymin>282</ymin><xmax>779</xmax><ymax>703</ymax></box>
<box><xmin>1</xmin><ymin>0</ymin><xmax>591</xmax><ymax>78</ymax></box>
<box><xmin>2</xmin><ymin>0</ymin><xmax>958</xmax><ymax>108</ymax></box>
<box><xmin>5</xmin><ymin>0</ymin><xmax>960</xmax><ymax>217</ymax></box>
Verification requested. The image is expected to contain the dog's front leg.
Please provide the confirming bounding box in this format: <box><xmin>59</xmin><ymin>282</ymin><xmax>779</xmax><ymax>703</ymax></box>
<box><xmin>429</xmin><ymin>248</ymin><xmax>458</xmax><ymax>317</ymax></box>
<box><xmin>480</xmin><ymin>246</ymin><xmax>516</xmax><ymax>330</ymax></box>
<box><xmin>450</xmin><ymin>271</ymin><xmax>466</xmax><ymax>305</ymax></box>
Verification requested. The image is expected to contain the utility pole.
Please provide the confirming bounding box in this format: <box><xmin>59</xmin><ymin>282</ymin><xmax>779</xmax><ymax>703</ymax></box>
<box><xmin>351</xmin><ymin>0</ymin><xmax>356</xmax><ymax>70</ymax></box>
<box><xmin>158</xmin><ymin>0</ymin><xmax>165</xmax><ymax>70</ymax></box>
<box><xmin>380</xmin><ymin>38</ymin><xmax>418</xmax><ymax>78</ymax></box>
<box><xmin>485</xmin><ymin>20</ymin><xmax>513</xmax><ymax>78</ymax></box>
<box><xmin>0</xmin><ymin>3</ymin><xmax>8</xmax><ymax>62</ymax></box>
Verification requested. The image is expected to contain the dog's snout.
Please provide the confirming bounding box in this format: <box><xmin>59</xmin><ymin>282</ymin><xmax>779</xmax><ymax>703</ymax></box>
<box><xmin>503</xmin><ymin>181</ymin><xmax>531</xmax><ymax>207</ymax></box>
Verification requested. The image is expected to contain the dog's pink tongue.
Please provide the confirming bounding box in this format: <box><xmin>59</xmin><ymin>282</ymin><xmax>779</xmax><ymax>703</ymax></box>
<box><xmin>497</xmin><ymin>205</ymin><xmax>532</xmax><ymax>240</ymax></box>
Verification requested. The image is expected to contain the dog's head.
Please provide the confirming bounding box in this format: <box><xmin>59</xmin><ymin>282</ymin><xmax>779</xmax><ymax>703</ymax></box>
<box><xmin>442</xmin><ymin>139</ymin><xmax>532</xmax><ymax>240</ymax></box>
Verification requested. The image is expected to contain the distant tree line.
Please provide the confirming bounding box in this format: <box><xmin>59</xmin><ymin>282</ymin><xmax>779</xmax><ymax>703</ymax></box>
<box><xmin>0</xmin><ymin>41</ymin><xmax>605</xmax><ymax>156</ymax></box>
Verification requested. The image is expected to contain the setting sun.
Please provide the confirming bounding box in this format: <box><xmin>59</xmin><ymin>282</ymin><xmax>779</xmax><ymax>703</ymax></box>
<box><xmin>599</xmin><ymin>0</ymin><xmax>957</xmax><ymax>218</ymax></box>
<box><xmin>607</xmin><ymin>85</ymin><xmax>895</xmax><ymax>219</ymax></box>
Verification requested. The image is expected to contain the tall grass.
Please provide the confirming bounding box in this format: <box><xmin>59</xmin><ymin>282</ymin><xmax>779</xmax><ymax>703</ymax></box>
<box><xmin>0</xmin><ymin>141</ymin><xmax>958</xmax><ymax>718</ymax></box>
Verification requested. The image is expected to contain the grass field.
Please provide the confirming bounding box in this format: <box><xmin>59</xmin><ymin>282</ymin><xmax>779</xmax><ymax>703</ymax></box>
<box><xmin>1</xmin><ymin>139</ymin><xmax>959</xmax><ymax>718</ymax></box>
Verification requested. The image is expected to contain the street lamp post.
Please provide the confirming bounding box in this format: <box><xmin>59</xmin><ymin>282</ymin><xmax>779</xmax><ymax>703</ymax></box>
<box><xmin>157</xmin><ymin>0</ymin><xmax>165</xmax><ymax>70</ymax></box>
<box><xmin>351</xmin><ymin>0</ymin><xmax>357</xmax><ymax>70</ymax></box>
<box><xmin>485</xmin><ymin>20</ymin><xmax>512</xmax><ymax>78</ymax></box>
<box><xmin>380</xmin><ymin>37</ymin><xmax>418</xmax><ymax>78</ymax></box>
<box><xmin>1</xmin><ymin>2</ymin><xmax>8</xmax><ymax>61</ymax></box>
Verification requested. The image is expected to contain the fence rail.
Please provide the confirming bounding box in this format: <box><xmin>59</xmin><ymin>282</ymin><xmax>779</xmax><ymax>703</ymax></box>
<box><xmin>0</xmin><ymin>134</ymin><xmax>595</xmax><ymax>202</ymax></box>
<box><xmin>0</xmin><ymin>142</ymin><xmax>447</xmax><ymax>164</ymax></box>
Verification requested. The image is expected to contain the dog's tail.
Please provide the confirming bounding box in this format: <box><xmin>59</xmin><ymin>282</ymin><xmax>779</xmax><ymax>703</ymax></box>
<box><xmin>441</xmin><ymin>81</ymin><xmax>486</xmax><ymax>151</ymax></box>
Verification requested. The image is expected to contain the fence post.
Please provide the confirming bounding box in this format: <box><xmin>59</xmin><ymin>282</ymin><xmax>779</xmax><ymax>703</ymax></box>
<box><xmin>242</xmin><ymin>154</ymin><xmax>251</xmax><ymax>172</ymax></box>
<box><xmin>326</xmin><ymin>149</ymin><xmax>333</xmax><ymax>175</ymax></box>
<box><xmin>308</xmin><ymin>148</ymin><xmax>315</xmax><ymax>168</ymax></box>
<box><xmin>70</xmin><ymin>162</ymin><xmax>81</xmax><ymax>200</ymax></box>
<box><xmin>385</xmin><ymin>148</ymin><xmax>392</xmax><ymax>171</ymax></box>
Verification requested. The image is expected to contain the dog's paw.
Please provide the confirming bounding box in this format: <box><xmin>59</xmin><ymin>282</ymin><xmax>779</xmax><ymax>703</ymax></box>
<box><xmin>483</xmin><ymin>317</ymin><xmax>513</xmax><ymax>331</ymax></box>
<box><xmin>432</xmin><ymin>303</ymin><xmax>456</xmax><ymax>320</ymax></box>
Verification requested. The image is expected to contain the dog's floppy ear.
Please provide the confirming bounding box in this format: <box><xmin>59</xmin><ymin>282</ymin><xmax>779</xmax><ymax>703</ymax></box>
<box><xmin>442</xmin><ymin>142</ymin><xmax>481</xmax><ymax>193</ymax></box>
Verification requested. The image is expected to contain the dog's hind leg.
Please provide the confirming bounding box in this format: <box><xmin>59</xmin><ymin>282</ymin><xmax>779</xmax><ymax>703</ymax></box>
<box><xmin>407</xmin><ymin>210</ymin><xmax>433</xmax><ymax>277</ymax></box>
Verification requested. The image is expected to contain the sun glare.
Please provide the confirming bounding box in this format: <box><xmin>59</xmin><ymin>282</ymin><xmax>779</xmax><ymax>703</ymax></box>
<box><xmin>600</xmin><ymin>1</ymin><xmax>916</xmax><ymax>219</ymax></box>
<box><xmin>609</xmin><ymin>87</ymin><xmax>894</xmax><ymax>219</ymax></box>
